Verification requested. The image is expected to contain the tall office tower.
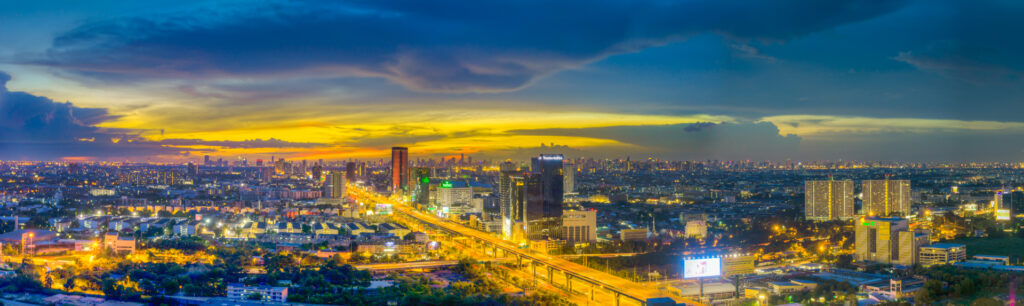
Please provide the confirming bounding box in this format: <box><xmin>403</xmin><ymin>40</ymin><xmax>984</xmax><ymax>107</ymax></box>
<box><xmin>498</xmin><ymin>162</ymin><xmax>520</xmax><ymax>239</ymax></box>
<box><xmin>411</xmin><ymin>167</ymin><xmax>431</xmax><ymax>205</ymax></box>
<box><xmin>345</xmin><ymin>162</ymin><xmax>357</xmax><ymax>182</ymax></box>
<box><xmin>311</xmin><ymin>164</ymin><xmax>323</xmax><ymax>181</ymax></box>
<box><xmin>524</xmin><ymin>154</ymin><xmax>565</xmax><ymax>240</ymax></box>
<box><xmin>499</xmin><ymin>162</ymin><xmax>518</xmax><ymax>221</ymax></box>
<box><xmin>1001</xmin><ymin>190</ymin><xmax>1024</xmax><ymax>213</ymax></box>
<box><xmin>805</xmin><ymin>179</ymin><xmax>855</xmax><ymax>221</ymax></box>
<box><xmin>187</xmin><ymin>162</ymin><xmax>199</xmax><ymax>179</ymax></box>
<box><xmin>391</xmin><ymin>147</ymin><xmax>409</xmax><ymax>194</ymax></box>
<box><xmin>862</xmin><ymin>179</ymin><xmax>912</xmax><ymax>216</ymax></box>
<box><xmin>256</xmin><ymin>159</ymin><xmax>263</xmax><ymax>167</ymax></box>
<box><xmin>323</xmin><ymin>171</ymin><xmax>346</xmax><ymax>198</ymax></box>
<box><xmin>260</xmin><ymin>167</ymin><xmax>273</xmax><ymax>182</ymax></box>
<box><xmin>502</xmin><ymin>175</ymin><xmax>527</xmax><ymax>240</ymax></box>
<box><xmin>204</xmin><ymin>155</ymin><xmax>211</xmax><ymax>166</ymax></box>
<box><xmin>855</xmin><ymin>217</ymin><xmax>931</xmax><ymax>265</ymax></box>
<box><xmin>562</xmin><ymin>162</ymin><xmax>576</xmax><ymax>195</ymax></box>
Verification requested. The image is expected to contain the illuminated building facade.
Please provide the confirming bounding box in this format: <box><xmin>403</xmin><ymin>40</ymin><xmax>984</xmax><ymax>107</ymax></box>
<box><xmin>524</xmin><ymin>154</ymin><xmax>565</xmax><ymax>240</ymax></box>
<box><xmin>805</xmin><ymin>179</ymin><xmax>854</xmax><ymax>221</ymax></box>
<box><xmin>561</xmin><ymin>209</ymin><xmax>596</xmax><ymax>243</ymax></box>
<box><xmin>862</xmin><ymin>179</ymin><xmax>911</xmax><ymax>216</ymax></box>
<box><xmin>919</xmin><ymin>243</ymin><xmax>967</xmax><ymax>267</ymax></box>
<box><xmin>391</xmin><ymin>147</ymin><xmax>409</xmax><ymax>194</ymax></box>
<box><xmin>323</xmin><ymin>171</ymin><xmax>345</xmax><ymax>198</ymax></box>
<box><xmin>563</xmin><ymin>162</ymin><xmax>575</xmax><ymax>195</ymax></box>
<box><xmin>855</xmin><ymin>217</ymin><xmax>930</xmax><ymax>265</ymax></box>
<box><xmin>412</xmin><ymin>167</ymin><xmax>431</xmax><ymax>206</ymax></box>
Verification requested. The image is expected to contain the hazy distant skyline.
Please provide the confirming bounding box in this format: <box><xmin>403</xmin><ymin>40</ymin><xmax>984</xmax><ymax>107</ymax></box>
<box><xmin>3</xmin><ymin>0</ymin><xmax>1024</xmax><ymax>162</ymax></box>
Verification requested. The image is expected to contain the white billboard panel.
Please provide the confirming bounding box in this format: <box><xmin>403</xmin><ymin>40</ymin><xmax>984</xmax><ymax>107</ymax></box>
<box><xmin>684</xmin><ymin>257</ymin><xmax>721</xmax><ymax>278</ymax></box>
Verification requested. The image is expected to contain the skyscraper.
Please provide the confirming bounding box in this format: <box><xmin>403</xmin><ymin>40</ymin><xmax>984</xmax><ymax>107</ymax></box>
<box><xmin>323</xmin><ymin>171</ymin><xmax>345</xmax><ymax>198</ymax></box>
<box><xmin>391</xmin><ymin>147</ymin><xmax>409</xmax><ymax>194</ymax></box>
<box><xmin>524</xmin><ymin>154</ymin><xmax>565</xmax><ymax>240</ymax></box>
<box><xmin>311</xmin><ymin>164</ymin><xmax>323</xmax><ymax>181</ymax></box>
<box><xmin>345</xmin><ymin>162</ymin><xmax>356</xmax><ymax>182</ymax></box>
<box><xmin>805</xmin><ymin>179</ymin><xmax>855</xmax><ymax>221</ymax></box>
<box><xmin>563</xmin><ymin>162</ymin><xmax>575</xmax><ymax>195</ymax></box>
<box><xmin>499</xmin><ymin>162</ymin><xmax>522</xmax><ymax>240</ymax></box>
<box><xmin>412</xmin><ymin>167</ymin><xmax>431</xmax><ymax>206</ymax></box>
<box><xmin>187</xmin><ymin>162</ymin><xmax>199</xmax><ymax>180</ymax></box>
<box><xmin>862</xmin><ymin>179</ymin><xmax>911</xmax><ymax>216</ymax></box>
<box><xmin>502</xmin><ymin>174</ymin><xmax>527</xmax><ymax>241</ymax></box>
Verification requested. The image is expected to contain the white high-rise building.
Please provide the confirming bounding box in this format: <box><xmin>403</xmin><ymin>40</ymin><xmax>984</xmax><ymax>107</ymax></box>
<box><xmin>563</xmin><ymin>163</ymin><xmax>576</xmax><ymax>195</ymax></box>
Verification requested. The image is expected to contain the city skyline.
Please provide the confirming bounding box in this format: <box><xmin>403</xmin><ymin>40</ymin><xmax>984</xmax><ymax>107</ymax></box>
<box><xmin>3</xmin><ymin>1</ymin><xmax>1024</xmax><ymax>162</ymax></box>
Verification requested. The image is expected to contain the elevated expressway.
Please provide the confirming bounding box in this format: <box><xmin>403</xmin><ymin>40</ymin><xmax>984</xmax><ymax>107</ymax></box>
<box><xmin>350</xmin><ymin>187</ymin><xmax>701</xmax><ymax>306</ymax></box>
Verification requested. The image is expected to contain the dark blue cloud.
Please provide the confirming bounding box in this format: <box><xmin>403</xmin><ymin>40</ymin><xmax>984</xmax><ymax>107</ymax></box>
<box><xmin>0</xmin><ymin>71</ymin><xmax>329</xmax><ymax>160</ymax></box>
<box><xmin>0</xmin><ymin>70</ymin><xmax>172</xmax><ymax>160</ymax></box>
<box><xmin>891</xmin><ymin>1</ymin><xmax>1024</xmax><ymax>84</ymax></box>
<box><xmin>30</xmin><ymin>0</ymin><xmax>910</xmax><ymax>93</ymax></box>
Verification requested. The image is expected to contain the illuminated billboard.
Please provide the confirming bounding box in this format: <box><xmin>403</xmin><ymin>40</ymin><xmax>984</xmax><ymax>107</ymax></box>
<box><xmin>996</xmin><ymin>209</ymin><xmax>1011</xmax><ymax>221</ymax></box>
<box><xmin>684</xmin><ymin>257</ymin><xmax>721</xmax><ymax>278</ymax></box>
<box><xmin>722</xmin><ymin>255</ymin><xmax>755</xmax><ymax>277</ymax></box>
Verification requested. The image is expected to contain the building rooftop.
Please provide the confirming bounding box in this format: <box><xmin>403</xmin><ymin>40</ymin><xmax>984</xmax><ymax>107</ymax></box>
<box><xmin>923</xmin><ymin>243</ymin><xmax>965</xmax><ymax>249</ymax></box>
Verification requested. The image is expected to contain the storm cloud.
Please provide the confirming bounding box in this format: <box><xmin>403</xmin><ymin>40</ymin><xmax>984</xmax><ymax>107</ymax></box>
<box><xmin>31</xmin><ymin>0</ymin><xmax>910</xmax><ymax>93</ymax></box>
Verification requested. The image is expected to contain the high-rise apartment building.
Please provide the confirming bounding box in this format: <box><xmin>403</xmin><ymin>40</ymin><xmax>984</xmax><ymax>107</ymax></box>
<box><xmin>323</xmin><ymin>171</ymin><xmax>345</xmax><ymax>199</ymax></box>
<box><xmin>391</xmin><ymin>147</ymin><xmax>409</xmax><ymax>194</ymax></box>
<box><xmin>855</xmin><ymin>217</ymin><xmax>930</xmax><ymax>265</ymax></box>
<box><xmin>805</xmin><ymin>179</ymin><xmax>855</xmax><ymax>221</ymax></box>
<box><xmin>862</xmin><ymin>179</ymin><xmax>911</xmax><ymax>216</ymax></box>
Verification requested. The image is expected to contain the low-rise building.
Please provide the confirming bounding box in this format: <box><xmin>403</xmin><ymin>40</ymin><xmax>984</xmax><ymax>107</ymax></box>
<box><xmin>378</xmin><ymin>223</ymin><xmax>410</xmax><ymax>238</ymax></box>
<box><xmin>226</xmin><ymin>284</ymin><xmax>288</xmax><ymax>302</ymax></box>
<box><xmin>561</xmin><ymin>210</ymin><xmax>597</xmax><ymax>243</ymax></box>
<box><xmin>768</xmin><ymin>280</ymin><xmax>817</xmax><ymax>294</ymax></box>
<box><xmin>919</xmin><ymin>243</ymin><xmax>966</xmax><ymax>267</ymax></box>
<box><xmin>174</xmin><ymin>222</ymin><xmax>200</xmax><ymax>236</ymax></box>
<box><xmin>684</xmin><ymin>220</ymin><xmax>708</xmax><ymax>239</ymax></box>
<box><xmin>103</xmin><ymin>232</ymin><xmax>136</xmax><ymax>253</ymax></box>
<box><xmin>345</xmin><ymin>222</ymin><xmax>375</xmax><ymax>236</ymax></box>
<box><xmin>620</xmin><ymin>228</ymin><xmax>649</xmax><ymax>242</ymax></box>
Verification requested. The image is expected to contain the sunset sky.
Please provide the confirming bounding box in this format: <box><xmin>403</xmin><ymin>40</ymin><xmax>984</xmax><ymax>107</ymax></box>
<box><xmin>2</xmin><ymin>0</ymin><xmax>1024</xmax><ymax>162</ymax></box>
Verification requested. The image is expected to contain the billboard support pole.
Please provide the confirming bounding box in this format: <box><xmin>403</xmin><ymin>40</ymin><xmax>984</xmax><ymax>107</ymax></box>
<box><xmin>699</xmin><ymin>276</ymin><xmax>704</xmax><ymax>299</ymax></box>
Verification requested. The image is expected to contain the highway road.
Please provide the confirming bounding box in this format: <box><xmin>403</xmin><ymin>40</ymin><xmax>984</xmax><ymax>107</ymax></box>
<box><xmin>349</xmin><ymin>186</ymin><xmax>698</xmax><ymax>306</ymax></box>
<box><xmin>354</xmin><ymin>260</ymin><xmax>460</xmax><ymax>271</ymax></box>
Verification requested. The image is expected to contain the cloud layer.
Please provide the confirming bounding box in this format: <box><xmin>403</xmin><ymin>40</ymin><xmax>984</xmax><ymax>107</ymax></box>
<box><xmin>32</xmin><ymin>0</ymin><xmax>909</xmax><ymax>93</ymax></box>
<box><xmin>511</xmin><ymin>122</ymin><xmax>802</xmax><ymax>160</ymax></box>
<box><xmin>0</xmin><ymin>71</ymin><xmax>329</xmax><ymax>160</ymax></box>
